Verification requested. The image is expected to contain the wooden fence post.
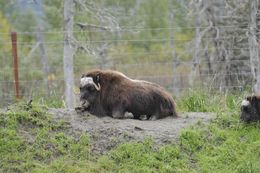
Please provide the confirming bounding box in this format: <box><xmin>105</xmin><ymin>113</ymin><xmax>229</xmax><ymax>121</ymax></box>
<box><xmin>11</xmin><ymin>31</ymin><xmax>20</xmax><ymax>100</ymax></box>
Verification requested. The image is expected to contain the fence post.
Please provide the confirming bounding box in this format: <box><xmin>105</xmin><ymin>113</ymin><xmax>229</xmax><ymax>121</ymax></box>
<box><xmin>11</xmin><ymin>31</ymin><xmax>20</xmax><ymax>100</ymax></box>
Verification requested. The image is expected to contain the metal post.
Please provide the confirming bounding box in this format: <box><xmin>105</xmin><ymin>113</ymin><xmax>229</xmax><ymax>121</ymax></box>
<box><xmin>11</xmin><ymin>32</ymin><xmax>20</xmax><ymax>100</ymax></box>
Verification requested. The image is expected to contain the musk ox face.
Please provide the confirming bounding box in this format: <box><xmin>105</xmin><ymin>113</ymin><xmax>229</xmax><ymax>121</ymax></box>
<box><xmin>79</xmin><ymin>75</ymin><xmax>100</xmax><ymax>108</ymax></box>
<box><xmin>240</xmin><ymin>96</ymin><xmax>260</xmax><ymax>123</ymax></box>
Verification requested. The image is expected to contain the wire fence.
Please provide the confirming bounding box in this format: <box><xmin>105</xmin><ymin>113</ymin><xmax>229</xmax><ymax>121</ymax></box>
<box><xmin>0</xmin><ymin>22</ymin><xmax>256</xmax><ymax>107</ymax></box>
<box><xmin>0</xmin><ymin>65</ymin><xmax>254</xmax><ymax>107</ymax></box>
<box><xmin>0</xmin><ymin>24</ymin><xmax>251</xmax><ymax>36</ymax></box>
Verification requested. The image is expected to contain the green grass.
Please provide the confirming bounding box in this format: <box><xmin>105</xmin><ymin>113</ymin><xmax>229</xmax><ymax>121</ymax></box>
<box><xmin>177</xmin><ymin>89</ymin><xmax>247</xmax><ymax>113</ymax></box>
<box><xmin>0</xmin><ymin>102</ymin><xmax>97</xmax><ymax>172</ymax></box>
<box><xmin>32</xmin><ymin>93</ymin><xmax>65</xmax><ymax>108</ymax></box>
<box><xmin>1</xmin><ymin>91</ymin><xmax>260</xmax><ymax>173</ymax></box>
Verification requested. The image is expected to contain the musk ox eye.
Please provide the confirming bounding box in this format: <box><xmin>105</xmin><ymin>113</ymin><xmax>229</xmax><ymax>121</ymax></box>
<box><xmin>96</xmin><ymin>75</ymin><xmax>100</xmax><ymax>82</ymax></box>
<box><xmin>86</xmin><ymin>85</ymin><xmax>96</xmax><ymax>92</ymax></box>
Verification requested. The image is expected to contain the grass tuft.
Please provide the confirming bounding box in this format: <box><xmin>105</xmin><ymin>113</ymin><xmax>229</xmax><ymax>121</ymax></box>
<box><xmin>0</xmin><ymin>101</ymin><xmax>92</xmax><ymax>173</ymax></box>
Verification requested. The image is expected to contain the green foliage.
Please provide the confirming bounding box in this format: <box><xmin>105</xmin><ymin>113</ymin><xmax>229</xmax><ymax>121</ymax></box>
<box><xmin>180</xmin><ymin>129</ymin><xmax>203</xmax><ymax>153</ymax></box>
<box><xmin>96</xmin><ymin>92</ymin><xmax>260</xmax><ymax>172</ymax></box>
<box><xmin>1</xmin><ymin>92</ymin><xmax>260</xmax><ymax>172</ymax></box>
<box><xmin>177</xmin><ymin>90</ymin><xmax>246</xmax><ymax>113</ymax></box>
<box><xmin>97</xmin><ymin>139</ymin><xmax>191</xmax><ymax>173</ymax></box>
<box><xmin>0</xmin><ymin>12</ymin><xmax>12</xmax><ymax>83</ymax></box>
<box><xmin>191</xmin><ymin>119</ymin><xmax>260</xmax><ymax>173</ymax></box>
<box><xmin>177</xmin><ymin>90</ymin><xmax>216</xmax><ymax>112</ymax></box>
<box><xmin>0</xmin><ymin>1</ymin><xmax>258</xmax><ymax>171</ymax></box>
<box><xmin>179</xmin><ymin>90</ymin><xmax>208</xmax><ymax>112</ymax></box>
<box><xmin>0</xmin><ymin>0</ymin><xmax>194</xmax><ymax>105</ymax></box>
<box><xmin>33</xmin><ymin>93</ymin><xmax>65</xmax><ymax>108</ymax></box>
<box><xmin>0</xmin><ymin>101</ymin><xmax>92</xmax><ymax>173</ymax></box>
<box><xmin>43</xmin><ymin>0</ymin><xmax>63</xmax><ymax>29</ymax></box>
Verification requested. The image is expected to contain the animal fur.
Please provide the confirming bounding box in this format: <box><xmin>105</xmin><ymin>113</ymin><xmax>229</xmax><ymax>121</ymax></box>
<box><xmin>78</xmin><ymin>69</ymin><xmax>178</xmax><ymax>120</ymax></box>
<box><xmin>240</xmin><ymin>95</ymin><xmax>260</xmax><ymax>123</ymax></box>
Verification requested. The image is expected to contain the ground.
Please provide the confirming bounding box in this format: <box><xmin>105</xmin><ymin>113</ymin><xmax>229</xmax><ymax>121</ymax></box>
<box><xmin>49</xmin><ymin>109</ymin><xmax>215</xmax><ymax>154</ymax></box>
<box><xmin>3</xmin><ymin>97</ymin><xmax>259</xmax><ymax>172</ymax></box>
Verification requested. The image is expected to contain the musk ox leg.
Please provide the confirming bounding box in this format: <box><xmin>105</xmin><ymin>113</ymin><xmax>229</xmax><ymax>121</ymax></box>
<box><xmin>112</xmin><ymin>108</ymin><xmax>125</xmax><ymax>119</ymax></box>
<box><xmin>75</xmin><ymin>106</ymin><xmax>89</xmax><ymax>115</ymax></box>
<box><xmin>149</xmin><ymin>114</ymin><xmax>159</xmax><ymax>121</ymax></box>
<box><xmin>139</xmin><ymin>115</ymin><xmax>148</xmax><ymax>120</ymax></box>
<box><xmin>132</xmin><ymin>114</ymin><xmax>149</xmax><ymax>120</ymax></box>
<box><xmin>133</xmin><ymin>114</ymin><xmax>140</xmax><ymax>120</ymax></box>
<box><xmin>146</xmin><ymin>115</ymin><xmax>152</xmax><ymax>120</ymax></box>
<box><xmin>75</xmin><ymin>106</ymin><xmax>85</xmax><ymax>113</ymax></box>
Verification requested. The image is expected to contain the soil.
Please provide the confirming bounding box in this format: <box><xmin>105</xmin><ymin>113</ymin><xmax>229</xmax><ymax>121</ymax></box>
<box><xmin>48</xmin><ymin>109</ymin><xmax>215</xmax><ymax>154</ymax></box>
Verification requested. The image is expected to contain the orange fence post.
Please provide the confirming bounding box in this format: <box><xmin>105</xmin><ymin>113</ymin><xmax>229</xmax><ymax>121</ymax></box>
<box><xmin>11</xmin><ymin>31</ymin><xmax>20</xmax><ymax>100</ymax></box>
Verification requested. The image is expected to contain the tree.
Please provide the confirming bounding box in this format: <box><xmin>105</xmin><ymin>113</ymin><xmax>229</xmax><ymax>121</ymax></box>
<box><xmin>188</xmin><ymin>0</ymin><xmax>253</xmax><ymax>92</ymax></box>
<box><xmin>63</xmin><ymin>0</ymin><xmax>75</xmax><ymax>108</ymax></box>
<box><xmin>248</xmin><ymin>0</ymin><xmax>260</xmax><ymax>94</ymax></box>
<box><xmin>0</xmin><ymin>12</ymin><xmax>12</xmax><ymax>103</ymax></box>
<box><xmin>36</xmin><ymin>27</ymin><xmax>50</xmax><ymax>96</ymax></box>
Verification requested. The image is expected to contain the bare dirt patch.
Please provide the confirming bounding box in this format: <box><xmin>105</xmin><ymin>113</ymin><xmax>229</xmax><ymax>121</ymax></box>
<box><xmin>48</xmin><ymin>109</ymin><xmax>215</xmax><ymax>154</ymax></box>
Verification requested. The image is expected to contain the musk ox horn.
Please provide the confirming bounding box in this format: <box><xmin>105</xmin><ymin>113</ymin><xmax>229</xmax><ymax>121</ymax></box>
<box><xmin>80</xmin><ymin>77</ymin><xmax>101</xmax><ymax>91</ymax></box>
<box><xmin>241</xmin><ymin>99</ymin><xmax>250</xmax><ymax>107</ymax></box>
<box><xmin>93</xmin><ymin>82</ymin><xmax>101</xmax><ymax>91</ymax></box>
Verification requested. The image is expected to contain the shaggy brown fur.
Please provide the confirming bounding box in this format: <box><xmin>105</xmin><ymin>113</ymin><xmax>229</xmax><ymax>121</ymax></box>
<box><xmin>240</xmin><ymin>95</ymin><xmax>260</xmax><ymax>123</ymax></box>
<box><xmin>79</xmin><ymin>69</ymin><xmax>178</xmax><ymax>120</ymax></box>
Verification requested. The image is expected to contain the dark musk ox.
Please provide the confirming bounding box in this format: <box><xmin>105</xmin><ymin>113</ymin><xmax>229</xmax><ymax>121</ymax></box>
<box><xmin>77</xmin><ymin>69</ymin><xmax>178</xmax><ymax>120</ymax></box>
<box><xmin>240</xmin><ymin>95</ymin><xmax>260</xmax><ymax>123</ymax></box>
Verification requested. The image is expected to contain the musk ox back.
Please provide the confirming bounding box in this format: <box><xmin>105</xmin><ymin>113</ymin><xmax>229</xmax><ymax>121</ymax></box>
<box><xmin>78</xmin><ymin>69</ymin><xmax>178</xmax><ymax>120</ymax></box>
<box><xmin>240</xmin><ymin>95</ymin><xmax>260</xmax><ymax>123</ymax></box>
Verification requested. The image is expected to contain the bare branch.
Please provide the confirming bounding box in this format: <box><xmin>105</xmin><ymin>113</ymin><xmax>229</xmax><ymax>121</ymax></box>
<box><xmin>76</xmin><ymin>23</ymin><xmax>110</xmax><ymax>31</ymax></box>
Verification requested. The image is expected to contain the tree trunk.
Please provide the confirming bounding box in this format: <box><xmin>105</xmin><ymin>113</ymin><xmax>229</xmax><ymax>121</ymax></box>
<box><xmin>249</xmin><ymin>0</ymin><xmax>260</xmax><ymax>94</ymax></box>
<box><xmin>190</xmin><ymin>14</ymin><xmax>201</xmax><ymax>87</ymax></box>
<box><xmin>189</xmin><ymin>0</ymin><xmax>209</xmax><ymax>87</ymax></box>
<box><xmin>168</xmin><ymin>6</ymin><xmax>179</xmax><ymax>95</ymax></box>
<box><xmin>36</xmin><ymin>27</ymin><xmax>50</xmax><ymax>96</ymax></box>
<box><xmin>63</xmin><ymin>0</ymin><xmax>75</xmax><ymax>108</ymax></box>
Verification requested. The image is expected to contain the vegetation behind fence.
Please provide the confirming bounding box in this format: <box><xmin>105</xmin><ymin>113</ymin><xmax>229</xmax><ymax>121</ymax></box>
<box><xmin>0</xmin><ymin>0</ymin><xmax>259</xmax><ymax>107</ymax></box>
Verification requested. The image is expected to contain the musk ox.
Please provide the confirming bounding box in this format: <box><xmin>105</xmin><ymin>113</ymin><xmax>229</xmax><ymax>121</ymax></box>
<box><xmin>77</xmin><ymin>69</ymin><xmax>178</xmax><ymax>120</ymax></box>
<box><xmin>240</xmin><ymin>95</ymin><xmax>260</xmax><ymax>123</ymax></box>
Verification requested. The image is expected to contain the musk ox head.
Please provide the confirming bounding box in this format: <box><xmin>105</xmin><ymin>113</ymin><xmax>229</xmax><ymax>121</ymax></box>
<box><xmin>79</xmin><ymin>74</ymin><xmax>101</xmax><ymax>108</ymax></box>
<box><xmin>240</xmin><ymin>95</ymin><xmax>260</xmax><ymax>123</ymax></box>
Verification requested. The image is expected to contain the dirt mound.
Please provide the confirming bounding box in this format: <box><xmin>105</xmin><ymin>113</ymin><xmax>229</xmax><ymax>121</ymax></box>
<box><xmin>49</xmin><ymin>109</ymin><xmax>215</xmax><ymax>154</ymax></box>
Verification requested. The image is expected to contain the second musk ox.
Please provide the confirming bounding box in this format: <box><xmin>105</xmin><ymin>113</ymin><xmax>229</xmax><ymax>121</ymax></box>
<box><xmin>240</xmin><ymin>95</ymin><xmax>260</xmax><ymax>123</ymax></box>
<box><xmin>78</xmin><ymin>69</ymin><xmax>178</xmax><ymax>120</ymax></box>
